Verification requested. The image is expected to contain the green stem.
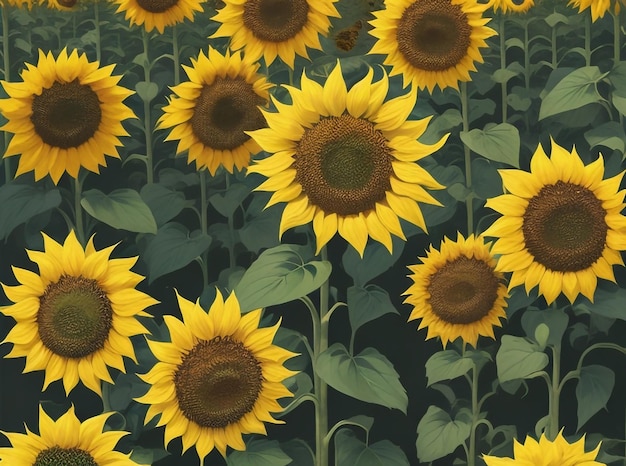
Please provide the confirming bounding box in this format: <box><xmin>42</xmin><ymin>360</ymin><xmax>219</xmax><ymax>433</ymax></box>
<box><xmin>199</xmin><ymin>169</ymin><xmax>209</xmax><ymax>287</ymax></box>
<box><xmin>468</xmin><ymin>362</ymin><xmax>479</xmax><ymax>466</ymax></box>
<box><xmin>172</xmin><ymin>24</ymin><xmax>180</xmax><ymax>85</ymax></box>
<box><xmin>74</xmin><ymin>174</ymin><xmax>85</xmax><ymax>245</ymax></box>
<box><xmin>460</xmin><ymin>81</ymin><xmax>473</xmax><ymax>236</ymax></box>
<box><xmin>94</xmin><ymin>1</ymin><xmax>101</xmax><ymax>63</ymax></box>
<box><xmin>499</xmin><ymin>15</ymin><xmax>507</xmax><ymax>123</ymax></box>
<box><xmin>314</xmin><ymin>246</ymin><xmax>330</xmax><ymax>466</ymax></box>
<box><xmin>585</xmin><ymin>12</ymin><xmax>592</xmax><ymax>66</ymax></box>
<box><xmin>142</xmin><ymin>29</ymin><xmax>154</xmax><ymax>185</ymax></box>
<box><xmin>552</xmin><ymin>25</ymin><xmax>558</xmax><ymax>69</ymax></box>
<box><xmin>2</xmin><ymin>6</ymin><xmax>10</xmax><ymax>185</ymax></box>
<box><xmin>548</xmin><ymin>344</ymin><xmax>561</xmax><ymax>440</ymax></box>
<box><xmin>614</xmin><ymin>9</ymin><xmax>621</xmax><ymax>65</ymax></box>
<box><xmin>524</xmin><ymin>21</ymin><xmax>530</xmax><ymax>91</ymax></box>
<box><xmin>225</xmin><ymin>175</ymin><xmax>237</xmax><ymax>269</ymax></box>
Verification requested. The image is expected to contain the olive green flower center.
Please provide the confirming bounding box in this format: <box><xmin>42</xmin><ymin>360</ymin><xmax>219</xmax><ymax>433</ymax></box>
<box><xmin>34</xmin><ymin>446</ymin><xmax>97</xmax><ymax>466</ymax></box>
<box><xmin>295</xmin><ymin>113</ymin><xmax>392</xmax><ymax>216</ymax></box>
<box><xmin>428</xmin><ymin>256</ymin><xmax>500</xmax><ymax>324</ymax></box>
<box><xmin>38</xmin><ymin>275</ymin><xmax>113</xmax><ymax>359</ymax></box>
<box><xmin>191</xmin><ymin>78</ymin><xmax>267</xmax><ymax>151</ymax></box>
<box><xmin>523</xmin><ymin>181</ymin><xmax>608</xmax><ymax>272</ymax></box>
<box><xmin>31</xmin><ymin>79</ymin><xmax>102</xmax><ymax>149</ymax></box>
<box><xmin>136</xmin><ymin>0</ymin><xmax>178</xmax><ymax>13</ymax></box>
<box><xmin>242</xmin><ymin>0</ymin><xmax>310</xmax><ymax>42</ymax></box>
<box><xmin>396</xmin><ymin>0</ymin><xmax>472</xmax><ymax>72</ymax></box>
<box><xmin>174</xmin><ymin>336</ymin><xmax>263</xmax><ymax>428</ymax></box>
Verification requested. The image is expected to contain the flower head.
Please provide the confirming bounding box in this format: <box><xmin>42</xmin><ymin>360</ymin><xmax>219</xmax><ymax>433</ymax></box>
<box><xmin>113</xmin><ymin>0</ymin><xmax>204</xmax><ymax>33</ymax></box>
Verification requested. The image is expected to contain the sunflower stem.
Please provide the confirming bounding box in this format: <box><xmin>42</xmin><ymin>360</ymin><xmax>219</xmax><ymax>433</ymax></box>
<box><xmin>547</xmin><ymin>343</ymin><xmax>561</xmax><ymax>440</ymax></box>
<box><xmin>468</xmin><ymin>361</ymin><xmax>479</xmax><ymax>466</ymax></box>
<box><xmin>199</xmin><ymin>169</ymin><xmax>209</xmax><ymax>287</ymax></box>
<box><xmin>74</xmin><ymin>174</ymin><xmax>85</xmax><ymax>245</ymax></box>
<box><xmin>460</xmin><ymin>81</ymin><xmax>474</xmax><ymax>236</ymax></box>
<box><xmin>172</xmin><ymin>24</ymin><xmax>180</xmax><ymax>85</ymax></box>
<box><xmin>142</xmin><ymin>28</ymin><xmax>154</xmax><ymax>185</ymax></box>
<box><xmin>614</xmin><ymin>9</ymin><xmax>622</xmax><ymax>65</ymax></box>
<box><xmin>314</xmin><ymin>246</ymin><xmax>330</xmax><ymax>466</ymax></box>
<box><xmin>584</xmin><ymin>11</ymin><xmax>592</xmax><ymax>66</ymax></box>
<box><xmin>225</xmin><ymin>174</ymin><xmax>237</xmax><ymax>269</ymax></box>
<box><xmin>499</xmin><ymin>14</ymin><xmax>508</xmax><ymax>123</ymax></box>
<box><xmin>551</xmin><ymin>23</ymin><xmax>558</xmax><ymax>69</ymax></box>
<box><xmin>94</xmin><ymin>1</ymin><xmax>101</xmax><ymax>63</ymax></box>
<box><xmin>2</xmin><ymin>5</ymin><xmax>11</xmax><ymax>185</ymax></box>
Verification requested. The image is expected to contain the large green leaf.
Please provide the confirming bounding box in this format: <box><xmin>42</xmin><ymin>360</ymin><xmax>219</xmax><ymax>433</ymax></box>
<box><xmin>81</xmin><ymin>188</ymin><xmax>157</xmax><ymax>234</ymax></box>
<box><xmin>234</xmin><ymin>244</ymin><xmax>331</xmax><ymax>312</ymax></box>
<box><xmin>496</xmin><ymin>335</ymin><xmax>549</xmax><ymax>383</ymax></box>
<box><xmin>0</xmin><ymin>182</ymin><xmax>61</xmax><ymax>239</ymax></box>
<box><xmin>521</xmin><ymin>308</ymin><xmax>569</xmax><ymax>347</ymax></box>
<box><xmin>539</xmin><ymin>66</ymin><xmax>607</xmax><ymax>120</ymax></box>
<box><xmin>426</xmin><ymin>350</ymin><xmax>476</xmax><ymax>386</ymax></box>
<box><xmin>140</xmin><ymin>183</ymin><xmax>187</xmax><ymax>226</ymax></box>
<box><xmin>416</xmin><ymin>406</ymin><xmax>472</xmax><ymax>462</ymax></box>
<box><xmin>141</xmin><ymin>222</ymin><xmax>211</xmax><ymax>283</ymax></box>
<box><xmin>576</xmin><ymin>365</ymin><xmax>615</xmax><ymax>431</ymax></box>
<box><xmin>347</xmin><ymin>284</ymin><xmax>399</xmax><ymax>335</ymax></box>
<box><xmin>578</xmin><ymin>287</ymin><xmax>626</xmax><ymax>321</ymax></box>
<box><xmin>281</xmin><ymin>439</ymin><xmax>314</xmax><ymax>466</ymax></box>
<box><xmin>459</xmin><ymin>123</ymin><xmax>520</xmax><ymax>167</ymax></box>
<box><xmin>584</xmin><ymin>122</ymin><xmax>626</xmax><ymax>153</ymax></box>
<box><xmin>335</xmin><ymin>429</ymin><xmax>409</xmax><ymax>466</ymax></box>
<box><xmin>209</xmin><ymin>183</ymin><xmax>250</xmax><ymax>217</ymax></box>
<box><xmin>316</xmin><ymin>343</ymin><xmax>407</xmax><ymax>412</ymax></box>
<box><xmin>342</xmin><ymin>237</ymin><xmax>405</xmax><ymax>286</ymax></box>
<box><xmin>226</xmin><ymin>439</ymin><xmax>291</xmax><ymax>466</ymax></box>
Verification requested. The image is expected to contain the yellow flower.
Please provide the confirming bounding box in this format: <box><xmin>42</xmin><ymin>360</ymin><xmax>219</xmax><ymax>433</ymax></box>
<box><xmin>248</xmin><ymin>61</ymin><xmax>448</xmax><ymax>256</ymax></box>
<box><xmin>491</xmin><ymin>0</ymin><xmax>534</xmax><ymax>14</ymax></box>
<box><xmin>0</xmin><ymin>230</ymin><xmax>158</xmax><ymax>396</ymax></box>
<box><xmin>483</xmin><ymin>139</ymin><xmax>626</xmax><ymax>304</ymax></box>
<box><xmin>0</xmin><ymin>48</ymin><xmax>135</xmax><ymax>184</ymax></box>
<box><xmin>158</xmin><ymin>47</ymin><xmax>273</xmax><ymax>174</ymax></box>
<box><xmin>113</xmin><ymin>0</ymin><xmax>204</xmax><ymax>33</ymax></box>
<box><xmin>0</xmin><ymin>405</ymin><xmax>142</xmax><ymax>465</ymax></box>
<box><xmin>0</xmin><ymin>0</ymin><xmax>33</xmax><ymax>8</ymax></box>
<box><xmin>483</xmin><ymin>431</ymin><xmax>605</xmax><ymax>466</ymax></box>
<box><xmin>568</xmin><ymin>0</ymin><xmax>624</xmax><ymax>21</ymax></box>
<box><xmin>211</xmin><ymin>0</ymin><xmax>341</xmax><ymax>68</ymax></box>
<box><xmin>404</xmin><ymin>233</ymin><xmax>508</xmax><ymax>348</ymax></box>
<box><xmin>135</xmin><ymin>290</ymin><xmax>296</xmax><ymax>459</ymax></box>
<box><xmin>368</xmin><ymin>0</ymin><xmax>496</xmax><ymax>92</ymax></box>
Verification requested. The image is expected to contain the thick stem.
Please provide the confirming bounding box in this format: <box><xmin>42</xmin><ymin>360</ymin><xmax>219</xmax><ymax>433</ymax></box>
<box><xmin>552</xmin><ymin>26</ymin><xmax>558</xmax><ymax>69</ymax></box>
<box><xmin>199</xmin><ymin>169</ymin><xmax>209</xmax><ymax>287</ymax></box>
<box><xmin>173</xmin><ymin>24</ymin><xmax>180</xmax><ymax>85</ymax></box>
<box><xmin>584</xmin><ymin>12</ymin><xmax>592</xmax><ymax>66</ymax></box>
<box><xmin>524</xmin><ymin>21</ymin><xmax>530</xmax><ymax>91</ymax></box>
<box><xmin>499</xmin><ymin>15</ymin><xmax>508</xmax><ymax>123</ymax></box>
<box><xmin>614</xmin><ymin>9</ymin><xmax>621</xmax><ymax>65</ymax></box>
<box><xmin>225</xmin><ymin>175</ymin><xmax>236</xmax><ymax>269</ymax></box>
<box><xmin>94</xmin><ymin>1</ymin><xmax>101</xmax><ymax>63</ymax></box>
<box><xmin>314</xmin><ymin>246</ymin><xmax>330</xmax><ymax>466</ymax></box>
<box><xmin>74</xmin><ymin>174</ymin><xmax>85</xmax><ymax>245</ymax></box>
<box><xmin>142</xmin><ymin>29</ymin><xmax>154</xmax><ymax>185</ymax></box>
<box><xmin>548</xmin><ymin>344</ymin><xmax>561</xmax><ymax>440</ymax></box>
<box><xmin>460</xmin><ymin>82</ymin><xmax>473</xmax><ymax>236</ymax></box>
<box><xmin>468</xmin><ymin>362</ymin><xmax>479</xmax><ymax>466</ymax></box>
<box><xmin>2</xmin><ymin>6</ymin><xmax>10</xmax><ymax>185</ymax></box>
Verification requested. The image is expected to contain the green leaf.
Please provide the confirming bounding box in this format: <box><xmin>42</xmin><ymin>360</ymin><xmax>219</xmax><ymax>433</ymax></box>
<box><xmin>416</xmin><ymin>406</ymin><xmax>472</xmax><ymax>462</ymax></box>
<box><xmin>209</xmin><ymin>183</ymin><xmax>250</xmax><ymax>217</ymax></box>
<box><xmin>335</xmin><ymin>429</ymin><xmax>409</xmax><ymax>466</ymax></box>
<box><xmin>544</xmin><ymin>11</ymin><xmax>569</xmax><ymax>27</ymax></box>
<box><xmin>281</xmin><ymin>439</ymin><xmax>314</xmax><ymax>466</ymax></box>
<box><xmin>492</xmin><ymin>67</ymin><xmax>520</xmax><ymax>84</ymax></box>
<box><xmin>507</xmin><ymin>86</ymin><xmax>532</xmax><ymax>112</ymax></box>
<box><xmin>576</xmin><ymin>365</ymin><xmax>615</xmax><ymax>431</ymax></box>
<box><xmin>226</xmin><ymin>439</ymin><xmax>291</xmax><ymax>466</ymax></box>
<box><xmin>584</xmin><ymin>122</ymin><xmax>626</xmax><ymax>153</ymax></box>
<box><xmin>496</xmin><ymin>335</ymin><xmax>549</xmax><ymax>383</ymax></box>
<box><xmin>521</xmin><ymin>307</ymin><xmax>569</xmax><ymax>347</ymax></box>
<box><xmin>420</xmin><ymin>108</ymin><xmax>462</xmax><ymax>144</ymax></box>
<box><xmin>471</xmin><ymin>158</ymin><xmax>503</xmax><ymax>199</ymax></box>
<box><xmin>234</xmin><ymin>244</ymin><xmax>332</xmax><ymax>312</ymax></box>
<box><xmin>347</xmin><ymin>284</ymin><xmax>399</xmax><ymax>334</ymax></box>
<box><xmin>135</xmin><ymin>81</ymin><xmax>158</xmax><ymax>102</ymax></box>
<box><xmin>81</xmin><ymin>188</ymin><xmax>157</xmax><ymax>234</ymax></box>
<box><xmin>459</xmin><ymin>123</ymin><xmax>520</xmax><ymax>167</ymax></box>
<box><xmin>158</xmin><ymin>168</ymin><xmax>199</xmax><ymax>189</ymax></box>
<box><xmin>607</xmin><ymin>61</ymin><xmax>626</xmax><ymax>94</ymax></box>
<box><xmin>579</xmin><ymin>287</ymin><xmax>626</xmax><ymax>320</ymax></box>
<box><xmin>129</xmin><ymin>446</ymin><xmax>168</xmax><ymax>465</ymax></box>
<box><xmin>141</xmin><ymin>222</ymin><xmax>211</xmax><ymax>283</ymax></box>
<box><xmin>0</xmin><ymin>183</ymin><xmax>61</xmax><ymax>240</ymax></box>
<box><xmin>534</xmin><ymin>324</ymin><xmax>550</xmax><ymax>349</ymax></box>
<box><xmin>425</xmin><ymin>350</ymin><xmax>474</xmax><ymax>386</ymax></box>
<box><xmin>539</xmin><ymin>66</ymin><xmax>607</xmax><ymax>120</ymax></box>
<box><xmin>342</xmin><ymin>237</ymin><xmax>405</xmax><ymax>286</ymax></box>
<box><xmin>316</xmin><ymin>343</ymin><xmax>407</xmax><ymax>412</ymax></box>
<box><xmin>140</xmin><ymin>183</ymin><xmax>187</xmax><ymax>226</ymax></box>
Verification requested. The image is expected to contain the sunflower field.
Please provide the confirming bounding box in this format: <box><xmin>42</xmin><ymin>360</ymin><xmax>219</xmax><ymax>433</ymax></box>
<box><xmin>0</xmin><ymin>0</ymin><xmax>626</xmax><ymax>465</ymax></box>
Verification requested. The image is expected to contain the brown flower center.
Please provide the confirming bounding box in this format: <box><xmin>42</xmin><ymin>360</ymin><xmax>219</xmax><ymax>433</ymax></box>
<box><xmin>38</xmin><ymin>275</ymin><xmax>113</xmax><ymax>359</ymax></box>
<box><xmin>242</xmin><ymin>0</ymin><xmax>310</xmax><ymax>42</ymax></box>
<box><xmin>522</xmin><ymin>181</ymin><xmax>608</xmax><ymax>272</ymax></box>
<box><xmin>31</xmin><ymin>79</ymin><xmax>102</xmax><ymax>149</ymax></box>
<box><xmin>34</xmin><ymin>446</ymin><xmax>97</xmax><ymax>466</ymax></box>
<box><xmin>174</xmin><ymin>336</ymin><xmax>263</xmax><ymax>428</ymax></box>
<box><xmin>135</xmin><ymin>0</ymin><xmax>178</xmax><ymax>13</ymax></box>
<box><xmin>191</xmin><ymin>78</ymin><xmax>267</xmax><ymax>151</ymax></box>
<box><xmin>396</xmin><ymin>0</ymin><xmax>472</xmax><ymax>72</ymax></box>
<box><xmin>295</xmin><ymin>113</ymin><xmax>392</xmax><ymax>216</ymax></box>
<box><xmin>428</xmin><ymin>256</ymin><xmax>500</xmax><ymax>324</ymax></box>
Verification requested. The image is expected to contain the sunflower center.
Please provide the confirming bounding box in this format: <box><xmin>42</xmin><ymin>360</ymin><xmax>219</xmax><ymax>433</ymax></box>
<box><xmin>396</xmin><ymin>0</ymin><xmax>472</xmax><ymax>72</ymax></box>
<box><xmin>174</xmin><ymin>336</ymin><xmax>263</xmax><ymax>428</ymax></box>
<box><xmin>34</xmin><ymin>446</ymin><xmax>97</xmax><ymax>466</ymax></box>
<box><xmin>191</xmin><ymin>78</ymin><xmax>267</xmax><ymax>151</ymax></box>
<box><xmin>512</xmin><ymin>0</ymin><xmax>524</xmax><ymax>5</ymax></box>
<box><xmin>37</xmin><ymin>275</ymin><xmax>113</xmax><ymax>359</ymax></box>
<box><xmin>295</xmin><ymin>114</ymin><xmax>392</xmax><ymax>216</ymax></box>
<box><xmin>428</xmin><ymin>256</ymin><xmax>500</xmax><ymax>324</ymax></box>
<box><xmin>31</xmin><ymin>79</ymin><xmax>102</xmax><ymax>149</ymax></box>
<box><xmin>135</xmin><ymin>0</ymin><xmax>178</xmax><ymax>12</ymax></box>
<box><xmin>522</xmin><ymin>181</ymin><xmax>608</xmax><ymax>272</ymax></box>
<box><xmin>242</xmin><ymin>0</ymin><xmax>310</xmax><ymax>42</ymax></box>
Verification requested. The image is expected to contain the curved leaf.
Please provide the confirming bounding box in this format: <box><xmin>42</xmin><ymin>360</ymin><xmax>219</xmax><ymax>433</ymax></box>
<box><xmin>347</xmin><ymin>284</ymin><xmax>399</xmax><ymax>335</ymax></box>
<box><xmin>81</xmin><ymin>188</ymin><xmax>157</xmax><ymax>234</ymax></box>
<box><xmin>0</xmin><ymin>182</ymin><xmax>61</xmax><ymax>239</ymax></box>
<box><xmin>335</xmin><ymin>429</ymin><xmax>409</xmax><ymax>466</ymax></box>
<box><xmin>459</xmin><ymin>123</ymin><xmax>520</xmax><ymax>167</ymax></box>
<box><xmin>496</xmin><ymin>335</ymin><xmax>549</xmax><ymax>383</ymax></box>
<box><xmin>576</xmin><ymin>365</ymin><xmax>615</xmax><ymax>431</ymax></box>
<box><xmin>416</xmin><ymin>406</ymin><xmax>472</xmax><ymax>462</ymax></box>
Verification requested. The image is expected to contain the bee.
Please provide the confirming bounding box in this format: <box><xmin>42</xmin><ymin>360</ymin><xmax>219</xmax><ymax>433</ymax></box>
<box><xmin>334</xmin><ymin>20</ymin><xmax>363</xmax><ymax>52</ymax></box>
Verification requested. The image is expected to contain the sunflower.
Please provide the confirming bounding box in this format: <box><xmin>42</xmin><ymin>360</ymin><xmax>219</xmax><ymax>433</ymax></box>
<box><xmin>135</xmin><ymin>290</ymin><xmax>296</xmax><ymax>459</ymax></box>
<box><xmin>210</xmin><ymin>0</ymin><xmax>341</xmax><ymax>68</ymax></box>
<box><xmin>0</xmin><ymin>230</ymin><xmax>157</xmax><ymax>396</ymax></box>
<box><xmin>0</xmin><ymin>48</ymin><xmax>135</xmax><ymax>185</ymax></box>
<box><xmin>0</xmin><ymin>0</ymin><xmax>33</xmax><ymax>8</ymax></box>
<box><xmin>368</xmin><ymin>0</ymin><xmax>496</xmax><ymax>92</ymax></box>
<box><xmin>403</xmin><ymin>233</ymin><xmax>507</xmax><ymax>348</ymax></box>
<box><xmin>482</xmin><ymin>431</ymin><xmax>604</xmax><ymax>466</ymax></box>
<box><xmin>483</xmin><ymin>139</ymin><xmax>626</xmax><ymax>305</ymax></box>
<box><xmin>42</xmin><ymin>0</ymin><xmax>77</xmax><ymax>10</ymax></box>
<box><xmin>568</xmin><ymin>0</ymin><xmax>625</xmax><ymax>21</ymax></box>
<box><xmin>491</xmin><ymin>0</ymin><xmax>534</xmax><ymax>14</ymax></box>
<box><xmin>113</xmin><ymin>0</ymin><xmax>204</xmax><ymax>33</ymax></box>
<box><xmin>247</xmin><ymin>62</ymin><xmax>448</xmax><ymax>256</ymax></box>
<box><xmin>0</xmin><ymin>405</ymin><xmax>142</xmax><ymax>465</ymax></box>
<box><xmin>157</xmin><ymin>47</ymin><xmax>272</xmax><ymax>174</ymax></box>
